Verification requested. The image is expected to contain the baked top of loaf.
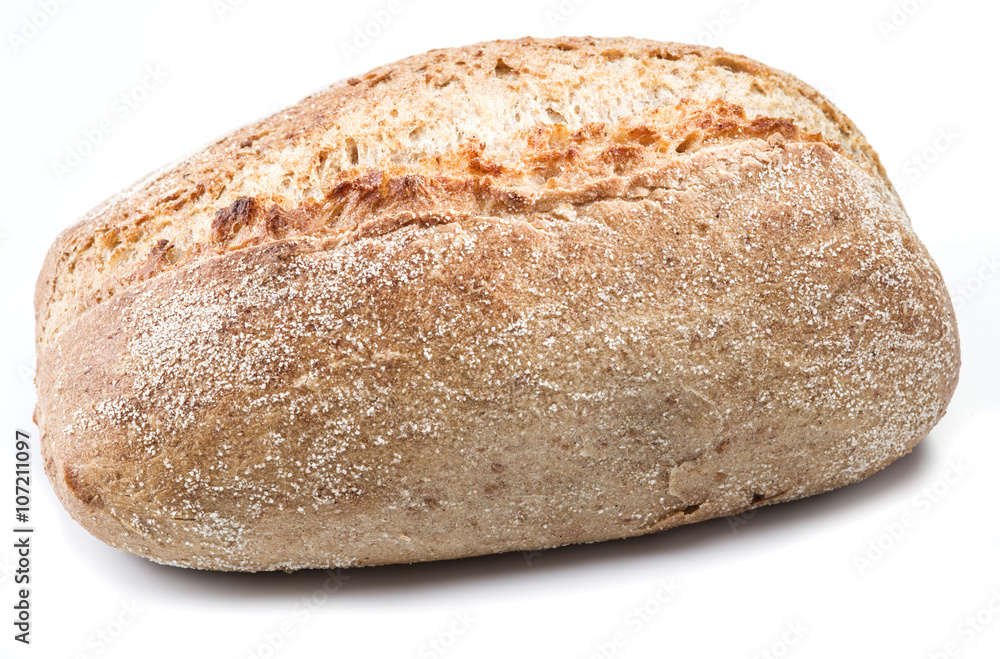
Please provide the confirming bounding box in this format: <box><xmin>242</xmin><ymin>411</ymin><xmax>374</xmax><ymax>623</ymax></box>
<box><xmin>36</xmin><ymin>36</ymin><xmax>895</xmax><ymax>354</ymax></box>
<box><xmin>34</xmin><ymin>37</ymin><xmax>959</xmax><ymax>571</ymax></box>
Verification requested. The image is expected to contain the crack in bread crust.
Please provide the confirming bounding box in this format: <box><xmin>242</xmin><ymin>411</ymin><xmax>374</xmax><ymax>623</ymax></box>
<box><xmin>36</xmin><ymin>37</ymin><xmax>894</xmax><ymax>355</ymax></box>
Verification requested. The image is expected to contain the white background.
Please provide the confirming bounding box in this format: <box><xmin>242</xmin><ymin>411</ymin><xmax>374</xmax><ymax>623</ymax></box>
<box><xmin>1</xmin><ymin>0</ymin><xmax>998</xmax><ymax>657</ymax></box>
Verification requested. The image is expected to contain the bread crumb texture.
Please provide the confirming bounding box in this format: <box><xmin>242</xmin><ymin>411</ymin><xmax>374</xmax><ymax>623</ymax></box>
<box><xmin>34</xmin><ymin>37</ymin><xmax>959</xmax><ymax>571</ymax></box>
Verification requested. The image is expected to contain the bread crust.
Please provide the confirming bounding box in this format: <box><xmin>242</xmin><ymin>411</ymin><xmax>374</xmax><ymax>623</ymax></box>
<box><xmin>35</xmin><ymin>37</ymin><xmax>959</xmax><ymax>570</ymax></box>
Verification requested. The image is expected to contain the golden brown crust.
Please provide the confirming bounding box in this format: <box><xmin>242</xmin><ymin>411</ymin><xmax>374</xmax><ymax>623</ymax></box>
<box><xmin>34</xmin><ymin>37</ymin><xmax>959</xmax><ymax>571</ymax></box>
<box><xmin>34</xmin><ymin>37</ymin><xmax>894</xmax><ymax>355</ymax></box>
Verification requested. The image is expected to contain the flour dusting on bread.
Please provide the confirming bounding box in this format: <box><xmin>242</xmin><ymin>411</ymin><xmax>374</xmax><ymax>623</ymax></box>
<box><xmin>35</xmin><ymin>37</ymin><xmax>958</xmax><ymax>570</ymax></box>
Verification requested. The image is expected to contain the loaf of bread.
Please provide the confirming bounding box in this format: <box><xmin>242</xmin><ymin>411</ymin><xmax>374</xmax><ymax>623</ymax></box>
<box><xmin>34</xmin><ymin>37</ymin><xmax>960</xmax><ymax>571</ymax></box>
